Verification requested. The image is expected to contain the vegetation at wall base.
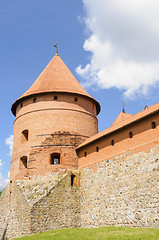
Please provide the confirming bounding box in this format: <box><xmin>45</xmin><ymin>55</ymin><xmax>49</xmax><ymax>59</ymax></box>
<box><xmin>12</xmin><ymin>226</ymin><xmax>159</xmax><ymax>240</ymax></box>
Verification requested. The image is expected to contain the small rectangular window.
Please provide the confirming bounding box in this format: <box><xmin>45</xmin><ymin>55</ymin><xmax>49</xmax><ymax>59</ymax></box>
<box><xmin>33</xmin><ymin>97</ymin><xmax>36</xmax><ymax>103</ymax></box>
<box><xmin>51</xmin><ymin>153</ymin><xmax>60</xmax><ymax>165</ymax></box>
<box><xmin>71</xmin><ymin>174</ymin><xmax>75</xmax><ymax>186</ymax></box>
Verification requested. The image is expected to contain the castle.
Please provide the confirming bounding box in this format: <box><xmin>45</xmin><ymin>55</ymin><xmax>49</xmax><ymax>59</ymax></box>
<box><xmin>0</xmin><ymin>53</ymin><xmax>159</xmax><ymax>239</ymax></box>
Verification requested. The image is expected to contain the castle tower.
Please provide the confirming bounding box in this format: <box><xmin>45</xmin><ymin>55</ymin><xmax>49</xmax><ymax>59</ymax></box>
<box><xmin>10</xmin><ymin>54</ymin><xmax>100</xmax><ymax>181</ymax></box>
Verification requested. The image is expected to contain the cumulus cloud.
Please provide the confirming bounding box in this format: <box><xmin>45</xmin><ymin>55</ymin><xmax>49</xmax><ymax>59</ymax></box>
<box><xmin>5</xmin><ymin>135</ymin><xmax>13</xmax><ymax>156</ymax></box>
<box><xmin>77</xmin><ymin>0</ymin><xmax>159</xmax><ymax>98</ymax></box>
<box><xmin>0</xmin><ymin>159</ymin><xmax>9</xmax><ymax>190</ymax></box>
<box><xmin>0</xmin><ymin>172</ymin><xmax>9</xmax><ymax>190</ymax></box>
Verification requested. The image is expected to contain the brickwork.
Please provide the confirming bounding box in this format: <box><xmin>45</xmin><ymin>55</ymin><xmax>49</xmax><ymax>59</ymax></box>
<box><xmin>1</xmin><ymin>54</ymin><xmax>159</xmax><ymax>239</ymax></box>
<box><xmin>10</xmin><ymin>93</ymin><xmax>98</xmax><ymax>181</ymax></box>
<box><xmin>78</xmin><ymin>112</ymin><xmax>159</xmax><ymax>168</ymax></box>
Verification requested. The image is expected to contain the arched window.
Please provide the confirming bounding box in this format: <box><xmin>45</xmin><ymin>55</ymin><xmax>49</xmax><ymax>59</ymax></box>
<box><xmin>20</xmin><ymin>156</ymin><xmax>27</xmax><ymax>169</ymax></box>
<box><xmin>111</xmin><ymin>139</ymin><xmax>114</xmax><ymax>146</ymax></box>
<box><xmin>51</xmin><ymin>153</ymin><xmax>60</xmax><ymax>165</ymax></box>
<box><xmin>21</xmin><ymin>130</ymin><xmax>29</xmax><ymax>142</ymax></box>
<box><xmin>129</xmin><ymin>131</ymin><xmax>133</xmax><ymax>138</ymax></box>
<box><xmin>151</xmin><ymin>121</ymin><xmax>156</xmax><ymax>129</ymax></box>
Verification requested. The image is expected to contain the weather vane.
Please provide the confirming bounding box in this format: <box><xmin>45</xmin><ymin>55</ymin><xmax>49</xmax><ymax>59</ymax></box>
<box><xmin>122</xmin><ymin>100</ymin><xmax>126</xmax><ymax>113</ymax></box>
<box><xmin>54</xmin><ymin>43</ymin><xmax>58</xmax><ymax>55</ymax></box>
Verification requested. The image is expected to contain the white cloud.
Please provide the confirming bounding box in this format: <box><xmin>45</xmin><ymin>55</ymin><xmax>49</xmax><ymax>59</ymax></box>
<box><xmin>77</xmin><ymin>0</ymin><xmax>159</xmax><ymax>98</ymax></box>
<box><xmin>5</xmin><ymin>135</ymin><xmax>13</xmax><ymax>156</ymax></box>
<box><xmin>0</xmin><ymin>160</ymin><xmax>9</xmax><ymax>191</ymax></box>
<box><xmin>0</xmin><ymin>172</ymin><xmax>9</xmax><ymax>190</ymax></box>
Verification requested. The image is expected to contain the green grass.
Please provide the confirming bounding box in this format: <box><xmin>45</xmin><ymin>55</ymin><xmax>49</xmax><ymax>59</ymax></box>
<box><xmin>13</xmin><ymin>226</ymin><xmax>159</xmax><ymax>240</ymax></box>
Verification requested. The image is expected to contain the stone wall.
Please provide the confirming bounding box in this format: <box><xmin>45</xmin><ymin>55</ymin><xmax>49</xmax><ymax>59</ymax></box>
<box><xmin>30</xmin><ymin>173</ymin><xmax>80</xmax><ymax>234</ymax></box>
<box><xmin>0</xmin><ymin>172</ymin><xmax>80</xmax><ymax>239</ymax></box>
<box><xmin>0</xmin><ymin>182</ymin><xmax>31</xmax><ymax>240</ymax></box>
<box><xmin>80</xmin><ymin>143</ymin><xmax>159</xmax><ymax>228</ymax></box>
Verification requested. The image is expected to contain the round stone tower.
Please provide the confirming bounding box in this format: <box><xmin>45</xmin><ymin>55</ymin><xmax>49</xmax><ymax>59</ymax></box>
<box><xmin>10</xmin><ymin>54</ymin><xmax>100</xmax><ymax>181</ymax></box>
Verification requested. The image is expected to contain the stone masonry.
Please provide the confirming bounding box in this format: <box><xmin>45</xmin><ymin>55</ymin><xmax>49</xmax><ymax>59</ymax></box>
<box><xmin>0</xmin><ymin>172</ymin><xmax>80</xmax><ymax>239</ymax></box>
<box><xmin>80</xmin><ymin>143</ymin><xmax>159</xmax><ymax>228</ymax></box>
<box><xmin>0</xmin><ymin>54</ymin><xmax>159</xmax><ymax>239</ymax></box>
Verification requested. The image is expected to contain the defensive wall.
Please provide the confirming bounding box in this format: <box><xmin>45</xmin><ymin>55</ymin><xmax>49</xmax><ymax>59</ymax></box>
<box><xmin>0</xmin><ymin>54</ymin><xmax>159</xmax><ymax>239</ymax></box>
<box><xmin>0</xmin><ymin>172</ymin><xmax>80</xmax><ymax>239</ymax></box>
<box><xmin>78</xmin><ymin>107</ymin><xmax>159</xmax><ymax>228</ymax></box>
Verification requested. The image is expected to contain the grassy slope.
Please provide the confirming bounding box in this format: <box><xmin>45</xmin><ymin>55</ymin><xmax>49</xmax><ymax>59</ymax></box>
<box><xmin>13</xmin><ymin>227</ymin><xmax>159</xmax><ymax>240</ymax></box>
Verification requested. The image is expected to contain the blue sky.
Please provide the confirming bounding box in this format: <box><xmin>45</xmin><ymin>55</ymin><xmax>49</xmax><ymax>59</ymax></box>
<box><xmin>1</xmin><ymin>0</ymin><xmax>159</xmax><ymax>189</ymax></box>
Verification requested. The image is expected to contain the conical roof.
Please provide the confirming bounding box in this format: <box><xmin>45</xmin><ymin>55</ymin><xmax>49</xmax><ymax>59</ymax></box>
<box><xmin>11</xmin><ymin>55</ymin><xmax>100</xmax><ymax>115</ymax></box>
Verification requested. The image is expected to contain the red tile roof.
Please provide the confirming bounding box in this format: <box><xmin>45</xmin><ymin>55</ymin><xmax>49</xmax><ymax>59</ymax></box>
<box><xmin>11</xmin><ymin>55</ymin><xmax>100</xmax><ymax>115</ymax></box>
<box><xmin>77</xmin><ymin>103</ymin><xmax>159</xmax><ymax>150</ymax></box>
<box><xmin>111</xmin><ymin>112</ymin><xmax>133</xmax><ymax>126</ymax></box>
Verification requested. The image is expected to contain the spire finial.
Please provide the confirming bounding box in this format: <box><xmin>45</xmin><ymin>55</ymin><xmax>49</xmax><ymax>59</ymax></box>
<box><xmin>122</xmin><ymin>100</ymin><xmax>126</xmax><ymax>113</ymax></box>
<box><xmin>54</xmin><ymin>43</ymin><xmax>58</xmax><ymax>55</ymax></box>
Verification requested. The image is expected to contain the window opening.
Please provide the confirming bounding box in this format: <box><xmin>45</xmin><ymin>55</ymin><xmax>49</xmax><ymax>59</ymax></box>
<box><xmin>21</xmin><ymin>130</ymin><xmax>29</xmax><ymax>142</ymax></box>
<box><xmin>84</xmin><ymin>151</ymin><xmax>87</xmax><ymax>157</ymax></box>
<box><xmin>71</xmin><ymin>174</ymin><xmax>75</xmax><ymax>186</ymax></box>
<box><xmin>152</xmin><ymin>121</ymin><xmax>156</xmax><ymax>129</ymax></box>
<box><xmin>129</xmin><ymin>131</ymin><xmax>133</xmax><ymax>138</ymax></box>
<box><xmin>20</xmin><ymin>103</ymin><xmax>23</xmax><ymax>108</ymax></box>
<box><xmin>111</xmin><ymin>139</ymin><xmax>114</xmax><ymax>146</ymax></box>
<box><xmin>96</xmin><ymin>146</ymin><xmax>99</xmax><ymax>152</ymax></box>
<box><xmin>51</xmin><ymin>153</ymin><xmax>60</xmax><ymax>165</ymax></box>
<box><xmin>75</xmin><ymin>97</ymin><xmax>78</xmax><ymax>102</ymax></box>
<box><xmin>54</xmin><ymin>96</ymin><xmax>57</xmax><ymax>101</ymax></box>
<box><xmin>20</xmin><ymin>156</ymin><xmax>27</xmax><ymax>169</ymax></box>
<box><xmin>33</xmin><ymin>97</ymin><xmax>36</xmax><ymax>103</ymax></box>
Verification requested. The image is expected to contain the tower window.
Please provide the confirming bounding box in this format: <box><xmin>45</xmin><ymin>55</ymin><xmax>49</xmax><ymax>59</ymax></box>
<box><xmin>75</xmin><ymin>97</ymin><xmax>78</xmax><ymax>102</ymax></box>
<box><xmin>20</xmin><ymin>156</ymin><xmax>27</xmax><ymax>169</ymax></box>
<box><xmin>21</xmin><ymin>130</ymin><xmax>29</xmax><ymax>142</ymax></box>
<box><xmin>33</xmin><ymin>97</ymin><xmax>36</xmax><ymax>103</ymax></box>
<box><xmin>151</xmin><ymin>121</ymin><xmax>156</xmax><ymax>129</ymax></box>
<box><xmin>84</xmin><ymin>151</ymin><xmax>87</xmax><ymax>157</ymax></box>
<box><xmin>54</xmin><ymin>96</ymin><xmax>57</xmax><ymax>101</ymax></box>
<box><xmin>111</xmin><ymin>139</ymin><xmax>114</xmax><ymax>146</ymax></box>
<box><xmin>129</xmin><ymin>131</ymin><xmax>133</xmax><ymax>138</ymax></box>
<box><xmin>51</xmin><ymin>153</ymin><xmax>60</xmax><ymax>165</ymax></box>
<box><xmin>71</xmin><ymin>174</ymin><xmax>75</xmax><ymax>186</ymax></box>
<box><xmin>20</xmin><ymin>103</ymin><xmax>23</xmax><ymax>108</ymax></box>
<box><xmin>96</xmin><ymin>146</ymin><xmax>99</xmax><ymax>152</ymax></box>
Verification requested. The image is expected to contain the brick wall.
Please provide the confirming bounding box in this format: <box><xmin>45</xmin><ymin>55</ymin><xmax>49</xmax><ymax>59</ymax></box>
<box><xmin>11</xmin><ymin>93</ymin><xmax>98</xmax><ymax>181</ymax></box>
